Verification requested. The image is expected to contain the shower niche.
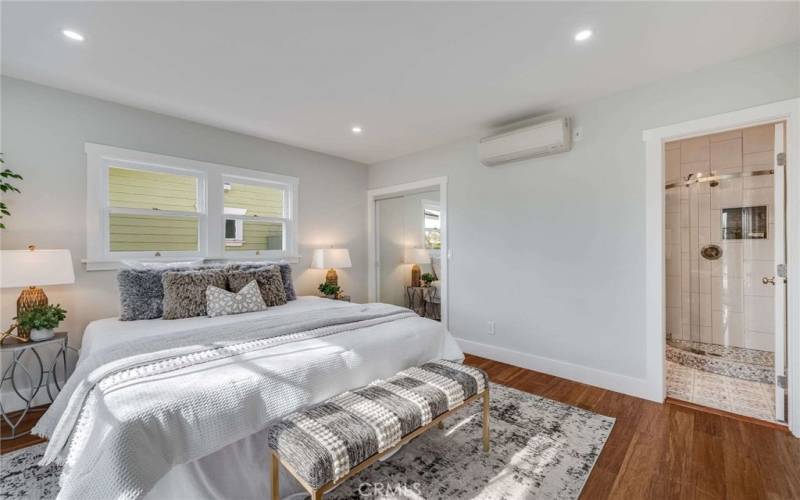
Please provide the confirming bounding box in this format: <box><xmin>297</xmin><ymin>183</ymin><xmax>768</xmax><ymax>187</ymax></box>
<box><xmin>721</xmin><ymin>205</ymin><xmax>767</xmax><ymax>240</ymax></box>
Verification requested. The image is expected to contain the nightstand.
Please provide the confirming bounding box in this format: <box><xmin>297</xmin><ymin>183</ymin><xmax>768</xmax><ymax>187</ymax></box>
<box><xmin>0</xmin><ymin>332</ymin><xmax>70</xmax><ymax>440</ymax></box>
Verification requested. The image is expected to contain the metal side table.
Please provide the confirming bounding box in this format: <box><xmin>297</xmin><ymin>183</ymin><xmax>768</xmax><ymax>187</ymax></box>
<box><xmin>1</xmin><ymin>332</ymin><xmax>70</xmax><ymax>440</ymax></box>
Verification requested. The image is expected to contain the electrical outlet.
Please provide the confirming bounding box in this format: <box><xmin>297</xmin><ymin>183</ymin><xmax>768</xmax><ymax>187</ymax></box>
<box><xmin>487</xmin><ymin>321</ymin><xmax>495</xmax><ymax>336</ymax></box>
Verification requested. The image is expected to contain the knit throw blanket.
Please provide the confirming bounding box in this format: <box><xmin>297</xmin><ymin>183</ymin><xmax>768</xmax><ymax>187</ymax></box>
<box><xmin>33</xmin><ymin>303</ymin><xmax>416</xmax><ymax>500</ymax></box>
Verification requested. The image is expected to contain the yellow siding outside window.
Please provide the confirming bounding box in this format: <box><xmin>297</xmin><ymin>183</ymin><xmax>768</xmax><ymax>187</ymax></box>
<box><xmin>225</xmin><ymin>221</ymin><xmax>283</xmax><ymax>251</ymax></box>
<box><xmin>107</xmin><ymin>167</ymin><xmax>200</xmax><ymax>253</ymax></box>
<box><xmin>109</xmin><ymin>167</ymin><xmax>198</xmax><ymax>212</ymax></box>
<box><xmin>223</xmin><ymin>182</ymin><xmax>283</xmax><ymax>218</ymax></box>
<box><xmin>109</xmin><ymin>214</ymin><xmax>198</xmax><ymax>252</ymax></box>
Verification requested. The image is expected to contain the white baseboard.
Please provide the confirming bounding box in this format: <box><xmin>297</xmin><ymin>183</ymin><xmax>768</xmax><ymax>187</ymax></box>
<box><xmin>456</xmin><ymin>337</ymin><xmax>660</xmax><ymax>402</ymax></box>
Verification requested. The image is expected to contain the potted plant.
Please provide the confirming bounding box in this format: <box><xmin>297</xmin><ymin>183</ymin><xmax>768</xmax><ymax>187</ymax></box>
<box><xmin>16</xmin><ymin>304</ymin><xmax>67</xmax><ymax>341</ymax></box>
<box><xmin>420</xmin><ymin>273</ymin><xmax>435</xmax><ymax>287</ymax></box>
<box><xmin>0</xmin><ymin>153</ymin><xmax>23</xmax><ymax>229</ymax></box>
<box><xmin>318</xmin><ymin>282</ymin><xmax>341</xmax><ymax>299</ymax></box>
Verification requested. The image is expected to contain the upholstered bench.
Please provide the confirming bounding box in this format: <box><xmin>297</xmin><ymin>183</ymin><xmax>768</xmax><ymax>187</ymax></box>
<box><xmin>267</xmin><ymin>360</ymin><xmax>490</xmax><ymax>500</ymax></box>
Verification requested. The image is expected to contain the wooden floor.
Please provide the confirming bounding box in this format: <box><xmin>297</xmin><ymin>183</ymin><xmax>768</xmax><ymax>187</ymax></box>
<box><xmin>464</xmin><ymin>354</ymin><xmax>800</xmax><ymax>499</ymax></box>
<box><xmin>2</xmin><ymin>356</ymin><xmax>799</xmax><ymax>499</ymax></box>
<box><xmin>0</xmin><ymin>405</ymin><xmax>48</xmax><ymax>454</ymax></box>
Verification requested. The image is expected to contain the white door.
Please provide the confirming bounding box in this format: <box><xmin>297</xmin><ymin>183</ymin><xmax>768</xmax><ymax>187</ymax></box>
<box><xmin>773</xmin><ymin>122</ymin><xmax>788</xmax><ymax>422</ymax></box>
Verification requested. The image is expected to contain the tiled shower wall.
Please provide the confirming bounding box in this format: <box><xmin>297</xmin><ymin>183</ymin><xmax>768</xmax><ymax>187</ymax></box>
<box><xmin>665</xmin><ymin>123</ymin><xmax>777</xmax><ymax>352</ymax></box>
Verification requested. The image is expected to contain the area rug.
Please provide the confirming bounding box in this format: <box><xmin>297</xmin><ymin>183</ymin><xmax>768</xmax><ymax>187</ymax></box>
<box><xmin>0</xmin><ymin>383</ymin><xmax>614</xmax><ymax>499</ymax></box>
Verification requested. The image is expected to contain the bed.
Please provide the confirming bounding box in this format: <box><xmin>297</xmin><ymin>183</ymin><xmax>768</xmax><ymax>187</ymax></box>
<box><xmin>35</xmin><ymin>296</ymin><xmax>463</xmax><ymax>500</ymax></box>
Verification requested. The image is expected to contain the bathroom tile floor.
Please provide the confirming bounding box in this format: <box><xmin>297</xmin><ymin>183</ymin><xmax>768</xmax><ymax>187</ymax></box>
<box><xmin>666</xmin><ymin>360</ymin><xmax>775</xmax><ymax>421</ymax></box>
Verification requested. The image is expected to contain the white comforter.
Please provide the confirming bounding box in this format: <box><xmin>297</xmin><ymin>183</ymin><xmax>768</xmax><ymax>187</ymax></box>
<box><xmin>41</xmin><ymin>297</ymin><xmax>462</xmax><ymax>500</ymax></box>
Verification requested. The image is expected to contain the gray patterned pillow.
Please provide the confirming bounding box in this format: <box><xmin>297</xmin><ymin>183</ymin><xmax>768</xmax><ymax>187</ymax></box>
<box><xmin>225</xmin><ymin>262</ymin><xmax>296</xmax><ymax>301</ymax></box>
<box><xmin>227</xmin><ymin>265</ymin><xmax>287</xmax><ymax>307</ymax></box>
<box><xmin>206</xmin><ymin>280</ymin><xmax>267</xmax><ymax>317</ymax></box>
<box><xmin>162</xmin><ymin>269</ymin><xmax>227</xmax><ymax>319</ymax></box>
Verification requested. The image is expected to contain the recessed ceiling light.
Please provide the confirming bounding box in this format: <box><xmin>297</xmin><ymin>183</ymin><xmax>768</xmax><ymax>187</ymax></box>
<box><xmin>62</xmin><ymin>29</ymin><xmax>85</xmax><ymax>42</ymax></box>
<box><xmin>351</xmin><ymin>126</ymin><xmax>363</xmax><ymax>135</ymax></box>
<box><xmin>574</xmin><ymin>29</ymin><xmax>593</xmax><ymax>42</ymax></box>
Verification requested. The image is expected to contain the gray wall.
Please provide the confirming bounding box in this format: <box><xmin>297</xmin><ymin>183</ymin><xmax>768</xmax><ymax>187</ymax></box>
<box><xmin>0</xmin><ymin>77</ymin><xmax>369</xmax><ymax>348</ymax></box>
<box><xmin>368</xmin><ymin>43</ymin><xmax>800</xmax><ymax>384</ymax></box>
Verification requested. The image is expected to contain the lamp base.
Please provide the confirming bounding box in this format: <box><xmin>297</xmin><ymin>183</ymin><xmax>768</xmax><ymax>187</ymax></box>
<box><xmin>411</xmin><ymin>264</ymin><xmax>421</xmax><ymax>288</ymax></box>
<box><xmin>326</xmin><ymin>268</ymin><xmax>338</xmax><ymax>287</ymax></box>
<box><xmin>16</xmin><ymin>286</ymin><xmax>49</xmax><ymax>340</ymax></box>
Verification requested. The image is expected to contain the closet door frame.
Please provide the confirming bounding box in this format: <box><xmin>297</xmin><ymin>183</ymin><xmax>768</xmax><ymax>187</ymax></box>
<box><xmin>367</xmin><ymin>177</ymin><xmax>448</xmax><ymax>329</ymax></box>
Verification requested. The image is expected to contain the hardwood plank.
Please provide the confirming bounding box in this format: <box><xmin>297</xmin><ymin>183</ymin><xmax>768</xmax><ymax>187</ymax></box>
<box><xmin>461</xmin><ymin>354</ymin><xmax>800</xmax><ymax>500</ymax></box>
<box><xmin>0</xmin><ymin>405</ymin><xmax>48</xmax><ymax>454</ymax></box>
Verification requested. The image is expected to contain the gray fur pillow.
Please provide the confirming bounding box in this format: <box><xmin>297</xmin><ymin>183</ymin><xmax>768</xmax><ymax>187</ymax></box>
<box><xmin>226</xmin><ymin>262</ymin><xmax>296</xmax><ymax>301</ymax></box>
<box><xmin>227</xmin><ymin>265</ymin><xmax>287</xmax><ymax>307</ymax></box>
<box><xmin>162</xmin><ymin>269</ymin><xmax>227</xmax><ymax>319</ymax></box>
<box><xmin>118</xmin><ymin>267</ymin><xmax>188</xmax><ymax>321</ymax></box>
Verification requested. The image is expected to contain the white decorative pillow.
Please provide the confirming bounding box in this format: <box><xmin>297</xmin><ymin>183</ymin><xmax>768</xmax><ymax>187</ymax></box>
<box><xmin>206</xmin><ymin>280</ymin><xmax>267</xmax><ymax>318</ymax></box>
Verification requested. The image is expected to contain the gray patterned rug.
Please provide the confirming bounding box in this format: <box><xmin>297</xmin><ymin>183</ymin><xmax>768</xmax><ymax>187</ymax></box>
<box><xmin>1</xmin><ymin>383</ymin><xmax>614</xmax><ymax>499</ymax></box>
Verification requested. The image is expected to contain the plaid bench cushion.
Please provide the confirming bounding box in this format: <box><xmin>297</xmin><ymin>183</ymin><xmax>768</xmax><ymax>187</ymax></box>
<box><xmin>267</xmin><ymin>360</ymin><xmax>488</xmax><ymax>489</ymax></box>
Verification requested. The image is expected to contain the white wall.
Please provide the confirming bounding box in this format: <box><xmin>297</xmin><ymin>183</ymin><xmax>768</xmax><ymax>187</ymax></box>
<box><xmin>0</xmin><ymin>76</ymin><xmax>369</xmax><ymax>349</ymax></box>
<box><xmin>368</xmin><ymin>42</ymin><xmax>800</xmax><ymax>397</ymax></box>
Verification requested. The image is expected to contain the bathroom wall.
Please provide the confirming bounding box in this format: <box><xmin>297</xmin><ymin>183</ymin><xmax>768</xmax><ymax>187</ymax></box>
<box><xmin>665</xmin><ymin>123</ymin><xmax>777</xmax><ymax>351</ymax></box>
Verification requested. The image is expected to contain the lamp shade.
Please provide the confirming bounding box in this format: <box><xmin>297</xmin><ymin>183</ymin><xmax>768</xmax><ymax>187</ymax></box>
<box><xmin>311</xmin><ymin>248</ymin><xmax>352</xmax><ymax>269</ymax></box>
<box><xmin>404</xmin><ymin>248</ymin><xmax>430</xmax><ymax>265</ymax></box>
<box><xmin>0</xmin><ymin>249</ymin><xmax>75</xmax><ymax>288</ymax></box>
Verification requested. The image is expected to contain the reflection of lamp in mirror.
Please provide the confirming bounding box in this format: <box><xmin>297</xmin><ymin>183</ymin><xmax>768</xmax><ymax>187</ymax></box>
<box><xmin>311</xmin><ymin>248</ymin><xmax>352</xmax><ymax>287</ymax></box>
<box><xmin>404</xmin><ymin>248</ymin><xmax>430</xmax><ymax>287</ymax></box>
<box><xmin>0</xmin><ymin>246</ymin><xmax>75</xmax><ymax>342</ymax></box>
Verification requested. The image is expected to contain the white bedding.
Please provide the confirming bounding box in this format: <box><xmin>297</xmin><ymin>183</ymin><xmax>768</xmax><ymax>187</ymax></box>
<box><xmin>64</xmin><ymin>297</ymin><xmax>462</xmax><ymax>499</ymax></box>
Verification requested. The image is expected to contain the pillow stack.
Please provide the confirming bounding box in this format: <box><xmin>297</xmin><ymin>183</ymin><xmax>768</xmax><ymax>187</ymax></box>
<box><xmin>117</xmin><ymin>262</ymin><xmax>297</xmax><ymax>321</ymax></box>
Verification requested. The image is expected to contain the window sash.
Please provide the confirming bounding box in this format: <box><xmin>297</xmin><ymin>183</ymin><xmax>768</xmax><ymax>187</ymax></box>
<box><xmin>221</xmin><ymin>174</ymin><xmax>292</xmax><ymax>257</ymax></box>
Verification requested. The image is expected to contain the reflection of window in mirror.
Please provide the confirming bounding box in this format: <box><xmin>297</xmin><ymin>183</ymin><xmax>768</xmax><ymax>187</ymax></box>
<box><xmin>422</xmin><ymin>200</ymin><xmax>441</xmax><ymax>250</ymax></box>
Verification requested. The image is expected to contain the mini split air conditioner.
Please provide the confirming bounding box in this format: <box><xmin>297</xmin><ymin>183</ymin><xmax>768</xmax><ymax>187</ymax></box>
<box><xmin>479</xmin><ymin>117</ymin><xmax>572</xmax><ymax>166</ymax></box>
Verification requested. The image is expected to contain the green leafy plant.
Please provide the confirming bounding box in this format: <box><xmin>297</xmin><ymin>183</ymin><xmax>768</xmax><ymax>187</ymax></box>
<box><xmin>16</xmin><ymin>304</ymin><xmax>67</xmax><ymax>331</ymax></box>
<box><xmin>420</xmin><ymin>273</ymin><xmax>436</xmax><ymax>285</ymax></box>
<box><xmin>0</xmin><ymin>154</ymin><xmax>23</xmax><ymax>229</ymax></box>
<box><xmin>318</xmin><ymin>282</ymin><xmax>341</xmax><ymax>296</ymax></box>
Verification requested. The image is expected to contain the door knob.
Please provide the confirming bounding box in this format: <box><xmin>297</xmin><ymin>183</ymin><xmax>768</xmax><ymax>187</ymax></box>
<box><xmin>762</xmin><ymin>276</ymin><xmax>776</xmax><ymax>285</ymax></box>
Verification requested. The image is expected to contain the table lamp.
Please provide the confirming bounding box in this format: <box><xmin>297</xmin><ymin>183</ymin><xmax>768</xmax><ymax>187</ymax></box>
<box><xmin>1</xmin><ymin>246</ymin><xmax>75</xmax><ymax>342</ymax></box>
<box><xmin>404</xmin><ymin>248</ymin><xmax>430</xmax><ymax>287</ymax></box>
<box><xmin>311</xmin><ymin>248</ymin><xmax>352</xmax><ymax>287</ymax></box>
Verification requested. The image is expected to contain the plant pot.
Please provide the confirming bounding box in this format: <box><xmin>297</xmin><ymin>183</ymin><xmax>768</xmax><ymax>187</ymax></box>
<box><xmin>30</xmin><ymin>328</ymin><xmax>55</xmax><ymax>341</ymax></box>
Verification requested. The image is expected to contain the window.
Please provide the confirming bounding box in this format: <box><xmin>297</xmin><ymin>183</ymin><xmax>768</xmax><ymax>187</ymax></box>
<box><xmin>422</xmin><ymin>200</ymin><xmax>441</xmax><ymax>250</ymax></box>
<box><xmin>86</xmin><ymin>144</ymin><xmax>298</xmax><ymax>269</ymax></box>
<box><xmin>107</xmin><ymin>165</ymin><xmax>203</xmax><ymax>253</ymax></box>
<box><xmin>222</xmin><ymin>180</ymin><xmax>288</xmax><ymax>253</ymax></box>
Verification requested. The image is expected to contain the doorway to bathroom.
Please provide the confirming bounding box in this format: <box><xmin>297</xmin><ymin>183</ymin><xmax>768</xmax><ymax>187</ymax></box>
<box><xmin>367</xmin><ymin>178</ymin><xmax>448</xmax><ymax>328</ymax></box>
<box><xmin>664</xmin><ymin>122</ymin><xmax>787</xmax><ymax>423</ymax></box>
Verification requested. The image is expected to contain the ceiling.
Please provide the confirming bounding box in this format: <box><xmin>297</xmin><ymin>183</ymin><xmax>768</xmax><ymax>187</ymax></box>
<box><xmin>2</xmin><ymin>2</ymin><xmax>798</xmax><ymax>164</ymax></box>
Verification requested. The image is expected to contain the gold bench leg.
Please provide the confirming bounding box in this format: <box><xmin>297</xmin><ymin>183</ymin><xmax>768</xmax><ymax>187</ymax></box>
<box><xmin>482</xmin><ymin>388</ymin><xmax>490</xmax><ymax>453</ymax></box>
<box><xmin>437</xmin><ymin>420</ymin><xmax>444</xmax><ymax>430</ymax></box>
<box><xmin>312</xmin><ymin>491</ymin><xmax>323</xmax><ymax>500</ymax></box>
<box><xmin>271</xmin><ymin>452</ymin><xmax>280</xmax><ymax>500</ymax></box>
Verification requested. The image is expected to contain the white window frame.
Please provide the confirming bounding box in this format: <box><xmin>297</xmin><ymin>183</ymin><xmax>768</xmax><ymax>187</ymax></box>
<box><xmin>221</xmin><ymin>174</ymin><xmax>294</xmax><ymax>258</ymax></box>
<box><xmin>85</xmin><ymin>143</ymin><xmax>299</xmax><ymax>270</ymax></box>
